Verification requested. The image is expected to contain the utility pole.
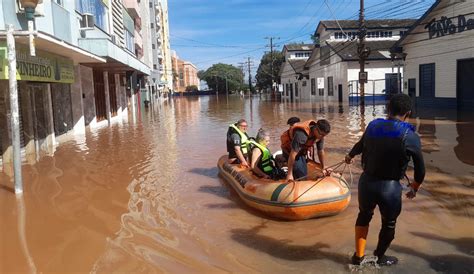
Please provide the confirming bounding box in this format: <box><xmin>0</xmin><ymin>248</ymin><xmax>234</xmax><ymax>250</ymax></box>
<box><xmin>247</xmin><ymin>57</ymin><xmax>252</xmax><ymax>94</ymax></box>
<box><xmin>1</xmin><ymin>23</ymin><xmax>37</xmax><ymax>195</ymax></box>
<box><xmin>265</xmin><ymin>37</ymin><xmax>280</xmax><ymax>95</ymax></box>
<box><xmin>358</xmin><ymin>0</ymin><xmax>369</xmax><ymax>107</ymax></box>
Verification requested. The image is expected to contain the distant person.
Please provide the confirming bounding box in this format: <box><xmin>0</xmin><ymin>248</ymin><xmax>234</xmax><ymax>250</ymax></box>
<box><xmin>281</xmin><ymin>119</ymin><xmax>331</xmax><ymax>181</ymax></box>
<box><xmin>345</xmin><ymin>94</ymin><xmax>426</xmax><ymax>266</ymax></box>
<box><xmin>227</xmin><ymin>119</ymin><xmax>251</xmax><ymax>168</ymax></box>
<box><xmin>250</xmin><ymin>129</ymin><xmax>286</xmax><ymax>180</ymax></box>
<box><xmin>286</xmin><ymin>116</ymin><xmax>301</xmax><ymax>127</ymax></box>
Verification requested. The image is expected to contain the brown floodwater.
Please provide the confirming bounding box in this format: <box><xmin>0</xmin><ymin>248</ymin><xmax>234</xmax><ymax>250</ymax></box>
<box><xmin>1</xmin><ymin>95</ymin><xmax>473</xmax><ymax>273</ymax></box>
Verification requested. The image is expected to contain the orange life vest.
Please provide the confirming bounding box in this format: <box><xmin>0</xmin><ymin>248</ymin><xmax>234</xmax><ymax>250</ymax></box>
<box><xmin>280</xmin><ymin>120</ymin><xmax>317</xmax><ymax>155</ymax></box>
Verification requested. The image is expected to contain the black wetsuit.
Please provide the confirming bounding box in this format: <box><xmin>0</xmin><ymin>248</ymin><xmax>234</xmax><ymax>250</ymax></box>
<box><xmin>348</xmin><ymin>118</ymin><xmax>425</xmax><ymax>257</ymax></box>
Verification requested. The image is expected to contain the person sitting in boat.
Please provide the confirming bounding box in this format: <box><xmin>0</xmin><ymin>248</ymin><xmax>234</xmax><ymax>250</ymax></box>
<box><xmin>281</xmin><ymin>119</ymin><xmax>331</xmax><ymax>181</ymax></box>
<box><xmin>226</xmin><ymin>119</ymin><xmax>251</xmax><ymax>168</ymax></box>
<box><xmin>275</xmin><ymin>117</ymin><xmax>301</xmax><ymax>168</ymax></box>
<box><xmin>250</xmin><ymin>129</ymin><xmax>286</xmax><ymax>180</ymax></box>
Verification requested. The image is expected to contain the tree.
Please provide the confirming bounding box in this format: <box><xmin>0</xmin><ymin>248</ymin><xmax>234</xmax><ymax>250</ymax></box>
<box><xmin>255</xmin><ymin>51</ymin><xmax>284</xmax><ymax>91</ymax></box>
<box><xmin>185</xmin><ymin>85</ymin><xmax>198</xmax><ymax>92</ymax></box>
<box><xmin>200</xmin><ymin>63</ymin><xmax>244</xmax><ymax>94</ymax></box>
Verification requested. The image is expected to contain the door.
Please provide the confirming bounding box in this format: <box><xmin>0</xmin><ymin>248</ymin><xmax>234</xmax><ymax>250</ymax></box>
<box><xmin>408</xmin><ymin>78</ymin><xmax>416</xmax><ymax>111</ymax></box>
<box><xmin>93</xmin><ymin>70</ymin><xmax>107</xmax><ymax>121</ymax></box>
<box><xmin>338</xmin><ymin>84</ymin><xmax>343</xmax><ymax>102</ymax></box>
<box><xmin>419</xmin><ymin>63</ymin><xmax>435</xmax><ymax>98</ymax></box>
<box><xmin>457</xmin><ymin>58</ymin><xmax>474</xmax><ymax>109</ymax></box>
<box><xmin>385</xmin><ymin>73</ymin><xmax>400</xmax><ymax>96</ymax></box>
<box><xmin>290</xmin><ymin>83</ymin><xmax>294</xmax><ymax>101</ymax></box>
<box><xmin>50</xmin><ymin>83</ymin><xmax>73</xmax><ymax>136</ymax></box>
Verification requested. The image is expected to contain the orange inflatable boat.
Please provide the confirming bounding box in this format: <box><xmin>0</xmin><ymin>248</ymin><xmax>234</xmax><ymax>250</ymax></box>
<box><xmin>217</xmin><ymin>155</ymin><xmax>351</xmax><ymax>220</ymax></box>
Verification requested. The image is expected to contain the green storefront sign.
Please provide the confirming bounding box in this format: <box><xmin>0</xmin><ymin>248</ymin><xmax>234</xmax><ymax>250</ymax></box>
<box><xmin>0</xmin><ymin>41</ymin><xmax>74</xmax><ymax>84</ymax></box>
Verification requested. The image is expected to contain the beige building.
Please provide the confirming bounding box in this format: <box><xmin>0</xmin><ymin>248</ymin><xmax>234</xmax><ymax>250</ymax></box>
<box><xmin>392</xmin><ymin>0</ymin><xmax>474</xmax><ymax>109</ymax></box>
<box><xmin>172</xmin><ymin>51</ymin><xmax>200</xmax><ymax>92</ymax></box>
<box><xmin>156</xmin><ymin>0</ymin><xmax>173</xmax><ymax>93</ymax></box>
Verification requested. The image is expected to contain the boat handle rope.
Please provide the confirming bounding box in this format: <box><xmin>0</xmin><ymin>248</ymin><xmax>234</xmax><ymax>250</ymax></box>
<box><xmin>283</xmin><ymin>160</ymin><xmax>353</xmax><ymax>204</ymax></box>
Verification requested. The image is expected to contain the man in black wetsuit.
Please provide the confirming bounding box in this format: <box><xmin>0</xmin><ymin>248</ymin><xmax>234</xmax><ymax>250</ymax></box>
<box><xmin>345</xmin><ymin>94</ymin><xmax>425</xmax><ymax>266</ymax></box>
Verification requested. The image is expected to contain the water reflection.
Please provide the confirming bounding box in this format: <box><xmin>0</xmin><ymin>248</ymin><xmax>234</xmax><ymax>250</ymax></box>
<box><xmin>0</xmin><ymin>95</ymin><xmax>473</xmax><ymax>273</ymax></box>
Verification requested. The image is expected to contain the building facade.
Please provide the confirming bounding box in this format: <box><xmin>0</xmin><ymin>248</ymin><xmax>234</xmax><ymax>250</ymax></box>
<box><xmin>392</xmin><ymin>0</ymin><xmax>474</xmax><ymax>109</ymax></box>
<box><xmin>279</xmin><ymin>44</ymin><xmax>314</xmax><ymax>100</ymax></box>
<box><xmin>280</xmin><ymin>19</ymin><xmax>416</xmax><ymax>103</ymax></box>
<box><xmin>171</xmin><ymin>50</ymin><xmax>199</xmax><ymax>92</ymax></box>
<box><xmin>155</xmin><ymin>0</ymin><xmax>173</xmax><ymax>93</ymax></box>
<box><xmin>0</xmin><ymin>0</ymin><xmax>155</xmax><ymax>169</ymax></box>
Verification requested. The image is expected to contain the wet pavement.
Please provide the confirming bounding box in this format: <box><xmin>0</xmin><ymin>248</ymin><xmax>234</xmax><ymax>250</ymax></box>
<box><xmin>1</xmin><ymin>95</ymin><xmax>473</xmax><ymax>273</ymax></box>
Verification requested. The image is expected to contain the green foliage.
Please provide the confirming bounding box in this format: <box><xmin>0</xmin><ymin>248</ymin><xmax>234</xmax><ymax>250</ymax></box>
<box><xmin>185</xmin><ymin>85</ymin><xmax>198</xmax><ymax>92</ymax></box>
<box><xmin>201</xmin><ymin>63</ymin><xmax>244</xmax><ymax>93</ymax></box>
<box><xmin>255</xmin><ymin>51</ymin><xmax>285</xmax><ymax>90</ymax></box>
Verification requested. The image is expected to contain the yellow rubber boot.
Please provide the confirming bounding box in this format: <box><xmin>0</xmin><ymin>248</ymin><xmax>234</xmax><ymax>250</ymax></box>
<box><xmin>355</xmin><ymin>226</ymin><xmax>369</xmax><ymax>258</ymax></box>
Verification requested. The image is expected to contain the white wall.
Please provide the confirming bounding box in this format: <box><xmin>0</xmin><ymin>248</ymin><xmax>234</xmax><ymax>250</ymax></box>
<box><xmin>347</xmin><ymin>61</ymin><xmax>404</xmax><ymax>95</ymax></box>
<box><xmin>307</xmin><ymin>50</ymin><xmax>348</xmax><ymax>102</ymax></box>
<box><xmin>401</xmin><ymin>2</ymin><xmax>474</xmax><ymax>98</ymax></box>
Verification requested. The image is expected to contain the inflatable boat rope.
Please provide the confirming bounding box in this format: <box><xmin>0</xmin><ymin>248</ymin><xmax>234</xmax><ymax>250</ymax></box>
<box><xmin>284</xmin><ymin>160</ymin><xmax>353</xmax><ymax>205</ymax></box>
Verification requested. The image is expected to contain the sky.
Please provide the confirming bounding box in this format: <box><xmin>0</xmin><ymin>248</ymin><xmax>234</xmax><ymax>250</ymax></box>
<box><xmin>168</xmin><ymin>0</ymin><xmax>435</xmax><ymax>74</ymax></box>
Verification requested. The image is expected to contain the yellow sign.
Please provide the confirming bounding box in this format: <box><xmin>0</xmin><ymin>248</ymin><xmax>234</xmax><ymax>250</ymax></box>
<box><xmin>0</xmin><ymin>41</ymin><xmax>74</xmax><ymax>84</ymax></box>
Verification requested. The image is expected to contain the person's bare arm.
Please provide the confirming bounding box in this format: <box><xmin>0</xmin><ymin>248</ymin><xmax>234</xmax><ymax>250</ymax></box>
<box><xmin>234</xmin><ymin>146</ymin><xmax>249</xmax><ymax>167</ymax></box>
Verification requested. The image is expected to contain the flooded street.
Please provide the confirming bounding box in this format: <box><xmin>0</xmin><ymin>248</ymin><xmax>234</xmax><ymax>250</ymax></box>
<box><xmin>1</xmin><ymin>95</ymin><xmax>473</xmax><ymax>273</ymax></box>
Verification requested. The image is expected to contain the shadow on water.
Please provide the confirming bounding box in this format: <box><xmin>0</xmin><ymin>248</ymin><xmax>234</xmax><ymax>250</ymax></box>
<box><xmin>230</xmin><ymin>222</ymin><xmax>348</xmax><ymax>263</ymax></box>
<box><xmin>410</xmin><ymin>232</ymin><xmax>474</xmax><ymax>256</ymax></box>
<box><xmin>188</xmin><ymin>167</ymin><xmax>219</xmax><ymax>178</ymax></box>
<box><xmin>391</xmin><ymin>244</ymin><xmax>473</xmax><ymax>273</ymax></box>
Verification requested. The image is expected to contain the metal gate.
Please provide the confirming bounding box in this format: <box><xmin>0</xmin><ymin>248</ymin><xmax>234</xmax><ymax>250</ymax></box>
<box><xmin>108</xmin><ymin>74</ymin><xmax>118</xmax><ymax>117</ymax></box>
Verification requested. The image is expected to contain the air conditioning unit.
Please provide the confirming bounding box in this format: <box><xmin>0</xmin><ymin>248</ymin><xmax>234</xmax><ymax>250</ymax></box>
<box><xmin>15</xmin><ymin>0</ymin><xmax>45</xmax><ymax>17</ymax></box>
<box><xmin>80</xmin><ymin>13</ymin><xmax>95</xmax><ymax>30</ymax></box>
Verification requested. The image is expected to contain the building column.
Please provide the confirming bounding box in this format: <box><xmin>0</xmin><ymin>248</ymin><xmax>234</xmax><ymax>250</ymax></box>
<box><xmin>71</xmin><ymin>65</ymin><xmax>85</xmax><ymax>134</ymax></box>
<box><xmin>45</xmin><ymin>84</ymin><xmax>56</xmax><ymax>155</ymax></box>
<box><xmin>103</xmin><ymin>71</ymin><xmax>111</xmax><ymax>125</ymax></box>
<box><xmin>114</xmin><ymin>73</ymin><xmax>122</xmax><ymax>117</ymax></box>
<box><xmin>121</xmin><ymin>76</ymin><xmax>128</xmax><ymax>117</ymax></box>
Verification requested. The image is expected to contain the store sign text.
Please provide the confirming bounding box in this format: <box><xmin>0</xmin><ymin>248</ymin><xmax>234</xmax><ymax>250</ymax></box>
<box><xmin>425</xmin><ymin>14</ymin><xmax>474</xmax><ymax>39</ymax></box>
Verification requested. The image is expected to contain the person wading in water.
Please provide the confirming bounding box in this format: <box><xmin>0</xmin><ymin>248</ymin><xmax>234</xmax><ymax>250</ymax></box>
<box><xmin>345</xmin><ymin>94</ymin><xmax>426</xmax><ymax>266</ymax></box>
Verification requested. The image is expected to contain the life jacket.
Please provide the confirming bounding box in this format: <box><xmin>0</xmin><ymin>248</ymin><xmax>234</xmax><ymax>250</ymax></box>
<box><xmin>280</xmin><ymin>120</ymin><xmax>317</xmax><ymax>155</ymax></box>
<box><xmin>226</xmin><ymin>124</ymin><xmax>250</xmax><ymax>158</ymax></box>
<box><xmin>250</xmin><ymin>140</ymin><xmax>273</xmax><ymax>174</ymax></box>
<box><xmin>361</xmin><ymin>118</ymin><xmax>415</xmax><ymax>180</ymax></box>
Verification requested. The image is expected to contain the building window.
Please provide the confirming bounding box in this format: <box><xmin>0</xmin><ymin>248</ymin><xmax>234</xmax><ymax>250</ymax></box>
<box><xmin>125</xmin><ymin>29</ymin><xmax>135</xmax><ymax>53</ymax></box>
<box><xmin>151</xmin><ymin>23</ymin><xmax>154</xmax><ymax>28</ymax></box>
<box><xmin>149</xmin><ymin>1</ymin><xmax>153</xmax><ymax>8</ymax></box>
<box><xmin>328</xmin><ymin>77</ymin><xmax>334</xmax><ymax>96</ymax></box>
<box><xmin>302</xmin><ymin>81</ymin><xmax>307</xmax><ymax>87</ymax></box>
<box><xmin>319</xmin><ymin>87</ymin><xmax>324</xmax><ymax>96</ymax></box>
<box><xmin>295</xmin><ymin>83</ymin><xmax>299</xmax><ymax>97</ymax></box>
<box><xmin>76</xmin><ymin>0</ymin><xmax>109</xmax><ymax>32</ymax></box>
<box><xmin>55</xmin><ymin>0</ymin><xmax>63</xmax><ymax>6</ymax></box>
<box><xmin>152</xmin><ymin>44</ymin><xmax>156</xmax><ymax>49</ymax></box>
<box><xmin>400</xmin><ymin>30</ymin><xmax>407</xmax><ymax>37</ymax></box>
<box><xmin>285</xmin><ymin>83</ymin><xmax>289</xmax><ymax>96</ymax></box>
<box><xmin>153</xmin><ymin>64</ymin><xmax>157</xmax><ymax>69</ymax></box>
<box><xmin>311</xmin><ymin>78</ymin><xmax>316</xmax><ymax>95</ymax></box>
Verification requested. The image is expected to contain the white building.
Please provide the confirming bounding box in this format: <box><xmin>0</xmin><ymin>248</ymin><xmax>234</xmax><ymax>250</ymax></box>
<box><xmin>307</xmin><ymin>19</ymin><xmax>416</xmax><ymax>103</ymax></box>
<box><xmin>391</xmin><ymin>0</ymin><xmax>474</xmax><ymax>109</ymax></box>
<box><xmin>279</xmin><ymin>19</ymin><xmax>416</xmax><ymax>103</ymax></box>
<box><xmin>279</xmin><ymin>44</ymin><xmax>314</xmax><ymax>100</ymax></box>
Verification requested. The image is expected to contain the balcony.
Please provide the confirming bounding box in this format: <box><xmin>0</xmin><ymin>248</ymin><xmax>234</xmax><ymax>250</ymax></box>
<box><xmin>124</xmin><ymin>0</ymin><xmax>140</xmax><ymax>18</ymax></box>
<box><xmin>52</xmin><ymin>2</ymin><xmax>71</xmax><ymax>43</ymax></box>
<box><xmin>134</xmin><ymin>30</ymin><xmax>143</xmax><ymax>56</ymax></box>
